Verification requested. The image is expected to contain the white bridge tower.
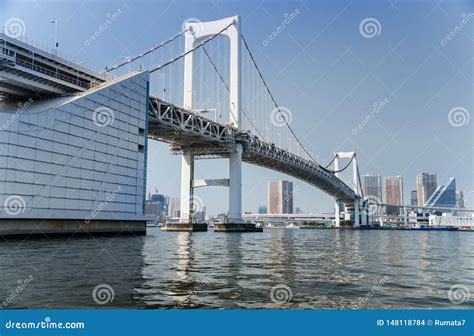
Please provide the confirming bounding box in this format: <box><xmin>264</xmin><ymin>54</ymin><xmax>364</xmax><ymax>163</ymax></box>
<box><xmin>332</xmin><ymin>152</ymin><xmax>366</xmax><ymax>228</ymax></box>
<box><xmin>180</xmin><ymin>16</ymin><xmax>243</xmax><ymax>225</ymax></box>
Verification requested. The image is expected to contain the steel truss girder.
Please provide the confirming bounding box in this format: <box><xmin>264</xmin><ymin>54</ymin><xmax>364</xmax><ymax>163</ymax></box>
<box><xmin>148</xmin><ymin>96</ymin><xmax>357</xmax><ymax>203</ymax></box>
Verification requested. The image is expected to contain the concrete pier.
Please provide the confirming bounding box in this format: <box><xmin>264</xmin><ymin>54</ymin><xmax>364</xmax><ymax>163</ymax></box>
<box><xmin>214</xmin><ymin>223</ymin><xmax>263</xmax><ymax>232</ymax></box>
<box><xmin>0</xmin><ymin>219</ymin><xmax>146</xmax><ymax>238</ymax></box>
<box><xmin>161</xmin><ymin>223</ymin><xmax>208</xmax><ymax>232</ymax></box>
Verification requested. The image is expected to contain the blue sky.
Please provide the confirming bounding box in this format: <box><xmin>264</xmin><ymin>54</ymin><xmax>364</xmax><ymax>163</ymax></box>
<box><xmin>2</xmin><ymin>0</ymin><xmax>473</xmax><ymax>215</ymax></box>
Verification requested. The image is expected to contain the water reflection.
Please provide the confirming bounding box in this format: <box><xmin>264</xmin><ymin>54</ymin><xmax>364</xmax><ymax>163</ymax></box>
<box><xmin>1</xmin><ymin>229</ymin><xmax>473</xmax><ymax>309</ymax></box>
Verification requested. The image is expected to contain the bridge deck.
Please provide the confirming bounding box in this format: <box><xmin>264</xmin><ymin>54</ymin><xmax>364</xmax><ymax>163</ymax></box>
<box><xmin>148</xmin><ymin>96</ymin><xmax>357</xmax><ymax>202</ymax></box>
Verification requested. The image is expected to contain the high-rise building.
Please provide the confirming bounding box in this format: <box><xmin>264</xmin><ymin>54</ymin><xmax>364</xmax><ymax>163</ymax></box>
<box><xmin>150</xmin><ymin>193</ymin><xmax>169</xmax><ymax>216</ymax></box>
<box><xmin>268</xmin><ymin>180</ymin><xmax>293</xmax><ymax>214</ymax></box>
<box><xmin>456</xmin><ymin>190</ymin><xmax>465</xmax><ymax>209</ymax></box>
<box><xmin>258</xmin><ymin>206</ymin><xmax>267</xmax><ymax>214</ymax></box>
<box><xmin>385</xmin><ymin>176</ymin><xmax>404</xmax><ymax>215</ymax></box>
<box><xmin>410</xmin><ymin>190</ymin><xmax>418</xmax><ymax>207</ymax></box>
<box><xmin>416</xmin><ymin>173</ymin><xmax>437</xmax><ymax>206</ymax></box>
<box><xmin>425</xmin><ymin>177</ymin><xmax>456</xmax><ymax>209</ymax></box>
<box><xmin>363</xmin><ymin>175</ymin><xmax>383</xmax><ymax>202</ymax></box>
<box><xmin>169</xmin><ymin>197</ymin><xmax>181</xmax><ymax>218</ymax></box>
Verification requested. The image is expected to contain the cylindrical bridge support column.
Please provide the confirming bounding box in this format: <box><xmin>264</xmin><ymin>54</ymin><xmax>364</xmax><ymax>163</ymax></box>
<box><xmin>354</xmin><ymin>198</ymin><xmax>360</xmax><ymax>228</ymax></box>
<box><xmin>334</xmin><ymin>200</ymin><xmax>341</xmax><ymax>228</ymax></box>
<box><xmin>228</xmin><ymin>144</ymin><xmax>243</xmax><ymax>223</ymax></box>
<box><xmin>180</xmin><ymin>152</ymin><xmax>194</xmax><ymax>224</ymax></box>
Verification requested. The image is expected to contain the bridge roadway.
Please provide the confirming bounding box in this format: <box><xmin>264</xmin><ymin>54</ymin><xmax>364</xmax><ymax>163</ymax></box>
<box><xmin>148</xmin><ymin>96</ymin><xmax>357</xmax><ymax>203</ymax></box>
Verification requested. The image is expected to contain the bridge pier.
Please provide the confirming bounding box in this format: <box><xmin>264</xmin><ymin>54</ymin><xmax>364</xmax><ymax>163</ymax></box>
<box><xmin>162</xmin><ymin>151</ymin><xmax>208</xmax><ymax>232</ymax></box>
<box><xmin>228</xmin><ymin>144</ymin><xmax>243</xmax><ymax>223</ymax></box>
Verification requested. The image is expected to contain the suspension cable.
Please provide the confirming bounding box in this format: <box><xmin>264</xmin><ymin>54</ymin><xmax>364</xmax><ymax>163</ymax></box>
<box><xmin>324</xmin><ymin>154</ymin><xmax>337</xmax><ymax>169</ymax></box>
<box><xmin>201</xmin><ymin>46</ymin><xmax>264</xmax><ymax>139</ymax></box>
<box><xmin>150</xmin><ymin>22</ymin><xmax>233</xmax><ymax>74</ymax></box>
<box><xmin>240</xmin><ymin>33</ymin><xmax>317</xmax><ymax>164</ymax></box>
<box><xmin>356</xmin><ymin>164</ymin><xmax>365</xmax><ymax>198</ymax></box>
<box><xmin>104</xmin><ymin>29</ymin><xmax>189</xmax><ymax>73</ymax></box>
<box><xmin>321</xmin><ymin>154</ymin><xmax>355</xmax><ymax>174</ymax></box>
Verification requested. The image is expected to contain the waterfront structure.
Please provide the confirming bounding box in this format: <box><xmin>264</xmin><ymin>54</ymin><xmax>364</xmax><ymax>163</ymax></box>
<box><xmin>258</xmin><ymin>205</ymin><xmax>267</xmax><ymax>214</ymax></box>
<box><xmin>0</xmin><ymin>31</ymin><xmax>149</xmax><ymax>235</ymax></box>
<box><xmin>410</xmin><ymin>190</ymin><xmax>418</xmax><ymax>207</ymax></box>
<box><xmin>363</xmin><ymin>175</ymin><xmax>383</xmax><ymax>202</ymax></box>
<box><xmin>425</xmin><ymin>177</ymin><xmax>456</xmax><ymax>209</ymax></box>
<box><xmin>268</xmin><ymin>181</ymin><xmax>293</xmax><ymax>214</ymax></box>
<box><xmin>416</xmin><ymin>173</ymin><xmax>437</xmax><ymax>206</ymax></box>
<box><xmin>385</xmin><ymin>176</ymin><xmax>404</xmax><ymax>215</ymax></box>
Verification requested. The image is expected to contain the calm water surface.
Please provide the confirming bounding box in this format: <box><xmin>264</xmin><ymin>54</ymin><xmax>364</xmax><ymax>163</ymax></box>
<box><xmin>1</xmin><ymin>228</ymin><xmax>473</xmax><ymax>309</ymax></box>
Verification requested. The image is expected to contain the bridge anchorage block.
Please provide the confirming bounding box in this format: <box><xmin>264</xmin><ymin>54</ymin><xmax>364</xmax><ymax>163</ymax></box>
<box><xmin>213</xmin><ymin>223</ymin><xmax>263</xmax><ymax>233</ymax></box>
<box><xmin>161</xmin><ymin>223</ymin><xmax>208</xmax><ymax>232</ymax></box>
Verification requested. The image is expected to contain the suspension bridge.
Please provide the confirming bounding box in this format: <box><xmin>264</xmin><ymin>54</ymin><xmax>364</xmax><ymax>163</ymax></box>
<box><xmin>104</xmin><ymin>16</ymin><xmax>367</xmax><ymax>231</ymax></box>
<box><xmin>0</xmin><ymin>15</ymin><xmax>369</xmax><ymax>235</ymax></box>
